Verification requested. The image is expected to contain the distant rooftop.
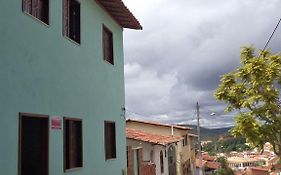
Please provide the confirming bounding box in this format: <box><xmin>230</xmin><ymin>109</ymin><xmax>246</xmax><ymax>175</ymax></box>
<box><xmin>126</xmin><ymin>119</ymin><xmax>192</xmax><ymax>130</ymax></box>
<box><xmin>227</xmin><ymin>157</ymin><xmax>261</xmax><ymax>163</ymax></box>
<box><xmin>126</xmin><ymin>128</ymin><xmax>183</xmax><ymax>146</ymax></box>
<box><xmin>195</xmin><ymin>159</ymin><xmax>220</xmax><ymax>169</ymax></box>
<box><xmin>96</xmin><ymin>0</ymin><xmax>142</xmax><ymax>30</ymax></box>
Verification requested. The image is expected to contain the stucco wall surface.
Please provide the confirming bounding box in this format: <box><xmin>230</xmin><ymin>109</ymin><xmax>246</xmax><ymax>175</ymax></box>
<box><xmin>0</xmin><ymin>0</ymin><xmax>126</xmax><ymax>175</ymax></box>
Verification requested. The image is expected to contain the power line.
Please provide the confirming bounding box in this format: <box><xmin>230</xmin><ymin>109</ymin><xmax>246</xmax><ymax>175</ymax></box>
<box><xmin>261</xmin><ymin>18</ymin><xmax>281</xmax><ymax>53</ymax></box>
<box><xmin>124</xmin><ymin>108</ymin><xmax>147</xmax><ymax>118</ymax></box>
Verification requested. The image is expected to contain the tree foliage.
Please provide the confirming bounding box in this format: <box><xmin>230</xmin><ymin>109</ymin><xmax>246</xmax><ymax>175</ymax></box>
<box><xmin>213</xmin><ymin>157</ymin><xmax>234</xmax><ymax>175</ymax></box>
<box><xmin>214</xmin><ymin>46</ymin><xmax>281</xmax><ymax>158</ymax></box>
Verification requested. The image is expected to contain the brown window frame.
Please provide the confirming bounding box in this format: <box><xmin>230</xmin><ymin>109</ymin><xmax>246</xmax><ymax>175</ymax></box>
<box><xmin>22</xmin><ymin>0</ymin><xmax>50</xmax><ymax>25</ymax></box>
<box><xmin>63</xmin><ymin>117</ymin><xmax>83</xmax><ymax>171</ymax></box>
<box><xmin>104</xmin><ymin>121</ymin><xmax>116</xmax><ymax>160</ymax></box>
<box><xmin>103</xmin><ymin>25</ymin><xmax>114</xmax><ymax>65</ymax></box>
<box><xmin>18</xmin><ymin>113</ymin><xmax>49</xmax><ymax>175</ymax></box>
<box><xmin>63</xmin><ymin>0</ymin><xmax>81</xmax><ymax>44</ymax></box>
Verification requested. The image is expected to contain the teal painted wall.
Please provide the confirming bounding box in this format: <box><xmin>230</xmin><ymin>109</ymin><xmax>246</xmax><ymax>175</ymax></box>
<box><xmin>0</xmin><ymin>0</ymin><xmax>127</xmax><ymax>174</ymax></box>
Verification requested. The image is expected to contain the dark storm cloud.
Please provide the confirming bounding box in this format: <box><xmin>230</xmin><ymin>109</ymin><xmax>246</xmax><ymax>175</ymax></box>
<box><xmin>123</xmin><ymin>0</ymin><xmax>281</xmax><ymax>128</ymax></box>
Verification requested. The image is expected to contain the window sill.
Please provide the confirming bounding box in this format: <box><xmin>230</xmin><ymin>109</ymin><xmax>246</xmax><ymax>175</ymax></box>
<box><xmin>64</xmin><ymin>167</ymin><xmax>82</xmax><ymax>173</ymax></box>
<box><xmin>63</xmin><ymin>35</ymin><xmax>81</xmax><ymax>46</ymax></box>
<box><xmin>105</xmin><ymin>157</ymin><xmax>117</xmax><ymax>161</ymax></box>
<box><xmin>104</xmin><ymin>59</ymin><xmax>114</xmax><ymax>66</ymax></box>
<box><xmin>23</xmin><ymin>11</ymin><xmax>50</xmax><ymax>27</ymax></box>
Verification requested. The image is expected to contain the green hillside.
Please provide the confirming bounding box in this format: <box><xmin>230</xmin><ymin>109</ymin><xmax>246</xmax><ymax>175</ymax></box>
<box><xmin>182</xmin><ymin>125</ymin><xmax>232</xmax><ymax>140</ymax></box>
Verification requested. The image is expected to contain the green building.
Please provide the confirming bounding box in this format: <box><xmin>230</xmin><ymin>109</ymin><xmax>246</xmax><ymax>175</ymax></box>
<box><xmin>0</xmin><ymin>0</ymin><xmax>141</xmax><ymax>175</ymax></box>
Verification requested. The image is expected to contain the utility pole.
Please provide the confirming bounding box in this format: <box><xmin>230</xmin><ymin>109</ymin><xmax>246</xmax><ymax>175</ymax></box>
<box><xmin>196</xmin><ymin>102</ymin><xmax>203</xmax><ymax>175</ymax></box>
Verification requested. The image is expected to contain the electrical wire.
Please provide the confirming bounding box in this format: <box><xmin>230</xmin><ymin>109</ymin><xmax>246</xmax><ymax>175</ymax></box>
<box><xmin>261</xmin><ymin>18</ymin><xmax>281</xmax><ymax>53</ymax></box>
<box><xmin>124</xmin><ymin>108</ymin><xmax>147</xmax><ymax>118</ymax></box>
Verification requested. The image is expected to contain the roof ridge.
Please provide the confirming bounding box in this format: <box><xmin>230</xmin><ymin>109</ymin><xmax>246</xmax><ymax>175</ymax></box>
<box><xmin>126</xmin><ymin>118</ymin><xmax>192</xmax><ymax>130</ymax></box>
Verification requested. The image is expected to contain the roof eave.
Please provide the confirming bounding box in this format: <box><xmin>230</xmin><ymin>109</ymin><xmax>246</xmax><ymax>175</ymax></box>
<box><xmin>127</xmin><ymin>138</ymin><xmax>182</xmax><ymax>146</ymax></box>
<box><xmin>95</xmin><ymin>0</ymin><xmax>142</xmax><ymax>30</ymax></box>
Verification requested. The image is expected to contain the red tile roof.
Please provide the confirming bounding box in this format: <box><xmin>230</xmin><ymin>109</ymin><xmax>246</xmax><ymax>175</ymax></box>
<box><xmin>206</xmin><ymin>161</ymin><xmax>220</xmax><ymax>169</ymax></box>
<box><xmin>195</xmin><ymin>158</ymin><xmax>220</xmax><ymax>169</ymax></box>
<box><xmin>96</xmin><ymin>0</ymin><xmax>142</xmax><ymax>30</ymax></box>
<box><xmin>250</xmin><ymin>167</ymin><xmax>270</xmax><ymax>175</ymax></box>
<box><xmin>202</xmin><ymin>155</ymin><xmax>216</xmax><ymax>161</ymax></box>
<box><xmin>126</xmin><ymin>128</ymin><xmax>183</xmax><ymax>146</ymax></box>
<box><xmin>126</xmin><ymin>119</ymin><xmax>192</xmax><ymax>130</ymax></box>
<box><xmin>195</xmin><ymin>159</ymin><xmax>207</xmax><ymax>168</ymax></box>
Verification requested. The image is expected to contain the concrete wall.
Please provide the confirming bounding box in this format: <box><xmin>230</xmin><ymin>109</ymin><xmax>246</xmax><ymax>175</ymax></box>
<box><xmin>0</xmin><ymin>0</ymin><xmax>127</xmax><ymax>175</ymax></box>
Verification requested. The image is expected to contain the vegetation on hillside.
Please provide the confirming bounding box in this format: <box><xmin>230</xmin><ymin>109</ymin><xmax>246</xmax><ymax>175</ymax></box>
<box><xmin>203</xmin><ymin>136</ymin><xmax>250</xmax><ymax>154</ymax></box>
<box><xmin>213</xmin><ymin>157</ymin><xmax>234</xmax><ymax>175</ymax></box>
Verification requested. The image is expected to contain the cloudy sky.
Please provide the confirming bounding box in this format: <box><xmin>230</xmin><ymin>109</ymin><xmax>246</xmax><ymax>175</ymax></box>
<box><xmin>122</xmin><ymin>0</ymin><xmax>281</xmax><ymax>128</ymax></box>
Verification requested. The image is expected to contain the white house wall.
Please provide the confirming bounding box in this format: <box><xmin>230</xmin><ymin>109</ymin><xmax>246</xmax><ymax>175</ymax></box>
<box><xmin>127</xmin><ymin>139</ymin><xmax>170</xmax><ymax>175</ymax></box>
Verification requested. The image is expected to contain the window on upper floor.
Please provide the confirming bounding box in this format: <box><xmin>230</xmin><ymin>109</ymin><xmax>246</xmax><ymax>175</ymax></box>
<box><xmin>104</xmin><ymin>121</ymin><xmax>116</xmax><ymax>160</ymax></box>
<box><xmin>63</xmin><ymin>0</ymin><xmax>81</xmax><ymax>44</ymax></box>
<box><xmin>64</xmin><ymin>118</ymin><xmax>83</xmax><ymax>171</ymax></box>
<box><xmin>22</xmin><ymin>0</ymin><xmax>49</xmax><ymax>25</ymax></box>
<box><xmin>103</xmin><ymin>25</ymin><xmax>114</xmax><ymax>65</ymax></box>
<box><xmin>182</xmin><ymin>134</ymin><xmax>188</xmax><ymax>147</ymax></box>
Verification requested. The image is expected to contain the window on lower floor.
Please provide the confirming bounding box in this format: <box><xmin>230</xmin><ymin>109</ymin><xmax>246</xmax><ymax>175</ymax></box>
<box><xmin>22</xmin><ymin>0</ymin><xmax>49</xmax><ymax>25</ymax></box>
<box><xmin>63</xmin><ymin>0</ymin><xmax>81</xmax><ymax>44</ymax></box>
<box><xmin>160</xmin><ymin>150</ymin><xmax>164</xmax><ymax>173</ymax></box>
<box><xmin>19</xmin><ymin>113</ymin><xmax>49</xmax><ymax>175</ymax></box>
<box><xmin>104</xmin><ymin>121</ymin><xmax>116</xmax><ymax>159</ymax></box>
<box><xmin>64</xmin><ymin>118</ymin><xmax>83</xmax><ymax>171</ymax></box>
<box><xmin>103</xmin><ymin>25</ymin><xmax>114</xmax><ymax>65</ymax></box>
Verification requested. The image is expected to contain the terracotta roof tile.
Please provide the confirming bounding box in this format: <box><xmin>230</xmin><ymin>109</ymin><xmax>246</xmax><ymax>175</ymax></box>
<box><xmin>195</xmin><ymin>159</ymin><xmax>207</xmax><ymax>168</ymax></box>
<box><xmin>195</xmin><ymin>158</ymin><xmax>220</xmax><ymax>169</ymax></box>
<box><xmin>250</xmin><ymin>167</ymin><xmax>270</xmax><ymax>175</ymax></box>
<box><xmin>126</xmin><ymin>128</ymin><xmax>183</xmax><ymax>146</ymax></box>
<box><xmin>126</xmin><ymin>119</ymin><xmax>192</xmax><ymax>130</ymax></box>
<box><xmin>96</xmin><ymin>0</ymin><xmax>142</xmax><ymax>29</ymax></box>
<box><xmin>206</xmin><ymin>161</ymin><xmax>220</xmax><ymax>169</ymax></box>
<box><xmin>202</xmin><ymin>155</ymin><xmax>216</xmax><ymax>161</ymax></box>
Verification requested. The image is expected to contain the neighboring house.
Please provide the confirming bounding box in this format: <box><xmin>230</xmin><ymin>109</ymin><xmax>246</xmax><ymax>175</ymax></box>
<box><xmin>227</xmin><ymin>157</ymin><xmax>266</xmax><ymax>171</ymax></box>
<box><xmin>195</xmin><ymin>154</ymin><xmax>220</xmax><ymax>175</ymax></box>
<box><xmin>126</xmin><ymin>119</ymin><xmax>197</xmax><ymax>175</ymax></box>
<box><xmin>126</xmin><ymin>128</ymin><xmax>184</xmax><ymax>175</ymax></box>
<box><xmin>0</xmin><ymin>0</ymin><xmax>141</xmax><ymax>175</ymax></box>
<box><xmin>127</xmin><ymin>146</ymin><xmax>156</xmax><ymax>175</ymax></box>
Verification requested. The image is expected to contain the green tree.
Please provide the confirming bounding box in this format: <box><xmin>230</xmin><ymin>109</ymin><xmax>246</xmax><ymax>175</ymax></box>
<box><xmin>215</xmin><ymin>46</ymin><xmax>281</xmax><ymax>158</ymax></box>
<box><xmin>213</xmin><ymin>157</ymin><xmax>234</xmax><ymax>175</ymax></box>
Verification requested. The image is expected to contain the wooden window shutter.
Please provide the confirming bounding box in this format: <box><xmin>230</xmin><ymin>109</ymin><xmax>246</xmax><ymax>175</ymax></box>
<box><xmin>105</xmin><ymin>122</ymin><xmax>116</xmax><ymax>159</ymax></box>
<box><xmin>23</xmin><ymin>0</ymin><xmax>32</xmax><ymax>14</ymax></box>
<box><xmin>160</xmin><ymin>151</ymin><xmax>164</xmax><ymax>173</ymax></box>
<box><xmin>69</xmin><ymin>121</ymin><xmax>75</xmax><ymax>168</ymax></box>
<box><xmin>32</xmin><ymin>0</ymin><xmax>39</xmax><ymax>18</ymax></box>
<box><xmin>69</xmin><ymin>0</ymin><xmax>80</xmax><ymax>42</ymax></box>
<box><xmin>103</xmin><ymin>26</ymin><xmax>114</xmax><ymax>64</ymax></box>
<box><xmin>64</xmin><ymin>118</ymin><xmax>82</xmax><ymax>171</ymax></box>
<box><xmin>63</xmin><ymin>0</ymin><xmax>69</xmax><ymax>36</ymax></box>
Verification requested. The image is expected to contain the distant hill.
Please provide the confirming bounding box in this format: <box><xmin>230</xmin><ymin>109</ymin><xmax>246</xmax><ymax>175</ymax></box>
<box><xmin>181</xmin><ymin>125</ymin><xmax>233</xmax><ymax>140</ymax></box>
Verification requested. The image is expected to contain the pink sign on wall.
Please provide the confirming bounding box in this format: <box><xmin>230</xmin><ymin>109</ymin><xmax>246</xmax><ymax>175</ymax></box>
<box><xmin>51</xmin><ymin>116</ymin><xmax>61</xmax><ymax>129</ymax></box>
